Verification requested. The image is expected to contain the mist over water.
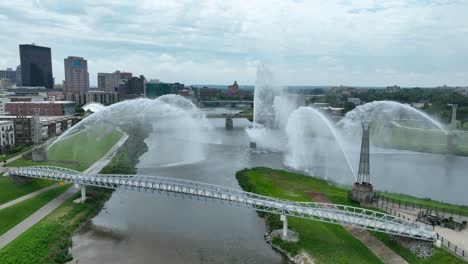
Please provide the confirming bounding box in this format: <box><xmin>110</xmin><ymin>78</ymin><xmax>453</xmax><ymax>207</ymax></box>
<box><xmin>247</xmin><ymin>64</ymin><xmax>297</xmax><ymax>151</ymax></box>
<box><xmin>285</xmin><ymin>107</ymin><xmax>357</xmax><ymax>181</ymax></box>
<box><xmin>339</xmin><ymin>100</ymin><xmax>448</xmax><ymax>137</ymax></box>
<box><xmin>50</xmin><ymin>96</ymin><xmax>214</xmax><ymax>167</ymax></box>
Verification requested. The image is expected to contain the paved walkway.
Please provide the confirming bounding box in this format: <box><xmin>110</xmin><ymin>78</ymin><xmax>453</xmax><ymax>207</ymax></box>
<box><xmin>0</xmin><ymin>187</ymin><xmax>77</xmax><ymax>249</ymax></box>
<box><xmin>377</xmin><ymin>200</ymin><xmax>468</xmax><ymax>256</ymax></box>
<box><xmin>0</xmin><ymin>184</ymin><xmax>60</xmax><ymax>210</ymax></box>
<box><xmin>306</xmin><ymin>192</ymin><xmax>408</xmax><ymax>264</ymax></box>
<box><xmin>0</xmin><ymin>149</ymin><xmax>32</xmax><ymax>174</ymax></box>
<box><xmin>346</xmin><ymin>227</ymin><xmax>408</xmax><ymax>264</ymax></box>
<box><xmin>0</xmin><ymin>133</ymin><xmax>128</xmax><ymax>250</ymax></box>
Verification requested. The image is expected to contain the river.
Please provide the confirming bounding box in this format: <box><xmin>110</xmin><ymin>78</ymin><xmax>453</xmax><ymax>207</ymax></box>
<box><xmin>69</xmin><ymin>110</ymin><xmax>468</xmax><ymax>263</ymax></box>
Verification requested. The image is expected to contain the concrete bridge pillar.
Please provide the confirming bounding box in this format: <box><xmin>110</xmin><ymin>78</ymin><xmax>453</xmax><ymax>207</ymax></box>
<box><xmin>225</xmin><ymin>118</ymin><xmax>233</xmax><ymax>130</ymax></box>
<box><xmin>81</xmin><ymin>185</ymin><xmax>86</xmax><ymax>202</ymax></box>
<box><xmin>74</xmin><ymin>184</ymin><xmax>86</xmax><ymax>203</ymax></box>
<box><xmin>281</xmin><ymin>214</ymin><xmax>288</xmax><ymax>238</ymax></box>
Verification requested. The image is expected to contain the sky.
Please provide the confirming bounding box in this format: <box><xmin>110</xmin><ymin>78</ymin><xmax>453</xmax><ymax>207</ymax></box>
<box><xmin>0</xmin><ymin>0</ymin><xmax>467</xmax><ymax>87</ymax></box>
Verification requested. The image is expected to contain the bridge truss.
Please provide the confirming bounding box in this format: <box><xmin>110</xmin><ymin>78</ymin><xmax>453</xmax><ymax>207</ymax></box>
<box><xmin>8</xmin><ymin>166</ymin><xmax>434</xmax><ymax>241</ymax></box>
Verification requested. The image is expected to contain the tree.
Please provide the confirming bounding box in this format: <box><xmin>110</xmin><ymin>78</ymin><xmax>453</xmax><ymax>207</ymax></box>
<box><xmin>75</xmin><ymin>106</ymin><xmax>85</xmax><ymax>116</ymax></box>
<box><xmin>458</xmin><ymin>107</ymin><xmax>468</xmax><ymax>128</ymax></box>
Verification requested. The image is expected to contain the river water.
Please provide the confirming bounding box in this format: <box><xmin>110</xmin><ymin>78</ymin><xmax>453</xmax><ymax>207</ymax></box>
<box><xmin>69</xmin><ymin>111</ymin><xmax>468</xmax><ymax>264</ymax></box>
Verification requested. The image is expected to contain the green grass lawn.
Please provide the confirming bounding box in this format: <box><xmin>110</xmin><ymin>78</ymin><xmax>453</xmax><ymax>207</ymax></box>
<box><xmin>0</xmin><ymin>185</ymin><xmax>70</xmax><ymax>236</ymax></box>
<box><xmin>0</xmin><ymin>188</ymin><xmax>112</xmax><ymax>264</ymax></box>
<box><xmin>7</xmin><ymin>126</ymin><xmax>122</xmax><ymax>172</ymax></box>
<box><xmin>378</xmin><ymin>192</ymin><xmax>468</xmax><ymax>216</ymax></box>
<box><xmin>236</xmin><ymin>167</ymin><xmax>464</xmax><ymax>264</ymax></box>
<box><xmin>0</xmin><ymin>132</ymin><xmax>146</xmax><ymax>264</ymax></box>
<box><xmin>371</xmin><ymin>122</ymin><xmax>468</xmax><ymax>156</ymax></box>
<box><xmin>371</xmin><ymin>232</ymin><xmax>466</xmax><ymax>264</ymax></box>
<box><xmin>237</xmin><ymin>167</ymin><xmax>381</xmax><ymax>264</ymax></box>
<box><xmin>0</xmin><ymin>146</ymin><xmax>34</xmax><ymax>162</ymax></box>
<box><xmin>0</xmin><ymin>177</ymin><xmax>55</xmax><ymax>205</ymax></box>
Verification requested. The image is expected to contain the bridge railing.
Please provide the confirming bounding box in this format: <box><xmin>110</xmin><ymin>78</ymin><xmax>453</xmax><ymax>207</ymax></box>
<box><xmin>8</xmin><ymin>166</ymin><xmax>435</xmax><ymax>240</ymax></box>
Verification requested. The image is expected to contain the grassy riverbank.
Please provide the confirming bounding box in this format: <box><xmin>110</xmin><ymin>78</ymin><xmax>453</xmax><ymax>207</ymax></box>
<box><xmin>372</xmin><ymin>122</ymin><xmax>468</xmax><ymax>156</ymax></box>
<box><xmin>236</xmin><ymin>167</ymin><xmax>381</xmax><ymax>264</ymax></box>
<box><xmin>0</xmin><ymin>187</ymin><xmax>112</xmax><ymax>263</ymax></box>
<box><xmin>0</xmin><ymin>185</ymin><xmax>70</xmax><ymax>236</ymax></box>
<box><xmin>7</xmin><ymin>126</ymin><xmax>122</xmax><ymax>172</ymax></box>
<box><xmin>0</xmin><ymin>177</ymin><xmax>55</xmax><ymax>204</ymax></box>
<box><xmin>0</xmin><ymin>127</ymin><xmax>148</xmax><ymax>264</ymax></box>
<box><xmin>236</xmin><ymin>167</ymin><xmax>464</xmax><ymax>264</ymax></box>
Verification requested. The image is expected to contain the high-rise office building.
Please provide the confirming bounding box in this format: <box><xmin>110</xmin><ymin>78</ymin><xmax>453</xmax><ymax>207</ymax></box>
<box><xmin>64</xmin><ymin>56</ymin><xmax>89</xmax><ymax>93</ymax></box>
<box><xmin>119</xmin><ymin>75</ymin><xmax>145</xmax><ymax>98</ymax></box>
<box><xmin>98</xmin><ymin>71</ymin><xmax>133</xmax><ymax>92</ymax></box>
<box><xmin>19</xmin><ymin>44</ymin><xmax>54</xmax><ymax>88</ymax></box>
<box><xmin>0</xmin><ymin>68</ymin><xmax>16</xmax><ymax>83</ymax></box>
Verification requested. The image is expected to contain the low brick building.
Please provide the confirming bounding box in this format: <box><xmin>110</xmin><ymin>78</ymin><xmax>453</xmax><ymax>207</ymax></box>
<box><xmin>5</xmin><ymin>101</ymin><xmax>76</xmax><ymax>116</ymax></box>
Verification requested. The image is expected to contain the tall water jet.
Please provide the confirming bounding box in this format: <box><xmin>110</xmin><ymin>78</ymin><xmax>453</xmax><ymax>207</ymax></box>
<box><xmin>247</xmin><ymin>64</ymin><xmax>297</xmax><ymax>150</ymax></box>
<box><xmin>285</xmin><ymin>107</ymin><xmax>357</xmax><ymax>181</ymax></box>
<box><xmin>48</xmin><ymin>96</ymin><xmax>213</xmax><ymax>167</ymax></box>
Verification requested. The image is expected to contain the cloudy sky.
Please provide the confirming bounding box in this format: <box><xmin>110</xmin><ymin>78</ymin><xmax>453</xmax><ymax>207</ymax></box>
<box><xmin>0</xmin><ymin>0</ymin><xmax>467</xmax><ymax>87</ymax></box>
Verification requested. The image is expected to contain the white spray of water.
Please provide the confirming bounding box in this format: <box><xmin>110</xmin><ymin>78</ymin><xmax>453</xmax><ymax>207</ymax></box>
<box><xmin>48</xmin><ymin>96</ymin><xmax>213</xmax><ymax>167</ymax></box>
<box><xmin>339</xmin><ymin>101</ymin><xmax>448</xmax><ymax>135</ymax></box>
<box><xmin>82</xmin><ymin>102</ymin><xmax>105</xmax><ymax>113</ymax></box>
<box><xmin>285</xmin><ymin>107</ymin><xmax>357</xmax><ymax>181</ymax></box>
<box><xmin>247</xmin><ymin>63</ymin><xmax>297</xmax><ymax>150</ymax></box>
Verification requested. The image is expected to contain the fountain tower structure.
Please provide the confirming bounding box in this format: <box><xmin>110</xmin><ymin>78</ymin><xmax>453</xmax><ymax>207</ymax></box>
<box><xmin>350</xmin><ymin>122</ymin><xmax>374</xmax><ymax>204</ymax></box>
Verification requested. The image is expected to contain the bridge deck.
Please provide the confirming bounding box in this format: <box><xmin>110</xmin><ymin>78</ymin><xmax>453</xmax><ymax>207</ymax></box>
<box><xmin>206</xmin><ymin>114</ymin><xmax>252</xmax><ymax>119</ymax></box>
<box><xmin>8</xmin><ymin>166</ymin><xmax>435</xmax><ymax>241</ymax></box>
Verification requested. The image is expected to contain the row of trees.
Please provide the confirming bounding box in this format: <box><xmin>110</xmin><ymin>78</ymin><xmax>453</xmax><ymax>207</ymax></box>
<box><xmin>322</xmin><ymin>88</ymin><xmax>468</xmax><ymax>126</ymax></box>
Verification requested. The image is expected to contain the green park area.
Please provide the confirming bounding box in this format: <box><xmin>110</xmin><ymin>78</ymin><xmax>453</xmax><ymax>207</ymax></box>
<box><xmin>7</xmin><ymin>126</ymin><xmax>122</xmax><ymax>172</ymax></box>
<box><xmin>0</xmin><ymin>177</ymin><xmax>55</xmax><ymax>204</ymax></box>
<box><xmin>372</xmin><ymin>121</ymin><xmax>468</xmax><ymax>156</ymax></box>
<box><xmin>0</xmin><ymin>185</ymin><xmax>70</xmax><ymax>236</ymax></box>
<box><xmin>236</xmin><ymin>167</ymin><xmax>464</xmax><ymax>264</ymax></box>
<box><xmin>0</xmin><ymin>130</ymin><xmax>147</xmax><ymax>264</ymax></box>
<box><xmin>0</xmin><ymin>187</ymin><xmax>112</xmax><ymax>264</ymax></box>
<box><xmin>0</xmin><ymin>146</ymin><xmax>34</xmax><ymax>162</ymax></box>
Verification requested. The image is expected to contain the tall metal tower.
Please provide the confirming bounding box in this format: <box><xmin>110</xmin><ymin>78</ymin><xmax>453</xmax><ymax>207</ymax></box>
<box><xmin>350</xmin><ymin>122</ymin><xmax>374</xmax><ymax>204</ymax></box>
<box><xmin>357</xmin><ymin>122</ymin><xmax>370</xmax><ymax>184</ymax></box>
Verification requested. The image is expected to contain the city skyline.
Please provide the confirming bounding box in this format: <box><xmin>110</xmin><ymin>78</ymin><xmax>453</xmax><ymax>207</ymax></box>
<box><xmin>0</xmin><ymin>1</ymin><xmax>467</xmax><ymax>87</ymax></box>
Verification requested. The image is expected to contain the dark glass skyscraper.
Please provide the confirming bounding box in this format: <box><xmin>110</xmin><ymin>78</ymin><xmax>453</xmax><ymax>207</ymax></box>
<box><xmin>19</xmin><ymin>44</ymin><xmax>54</xmax><ymax>88</ymax></box>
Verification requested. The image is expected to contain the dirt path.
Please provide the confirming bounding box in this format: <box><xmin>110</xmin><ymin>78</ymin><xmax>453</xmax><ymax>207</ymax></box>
<box><xmin>305</xmin><ymin>192</ymin><xmax>408</xmax><ymax>264</ymax></box>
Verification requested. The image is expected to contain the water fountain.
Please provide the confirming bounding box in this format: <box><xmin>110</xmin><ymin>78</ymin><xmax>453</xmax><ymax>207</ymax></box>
<box><xmin>285</xmin><ymin>107</ymin><xmax>357</xmax><ymax>181</ymax></box>
<box><xmin>48</xmin><ymin>96</ymin><xmax>213</xmax><ymax>167</ymax></box>
<box><xmin>247</xmin><ymin>64</ymin><xmax>297</xmax><ymax>150</ymax></box>
<box><xmin>339</xmin><ymin>101</ymin><xmax>448</xmax><ymax>135</ymax></box>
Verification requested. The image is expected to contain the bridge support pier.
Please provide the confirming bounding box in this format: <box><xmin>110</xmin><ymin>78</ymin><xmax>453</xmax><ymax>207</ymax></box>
<box><xmin>81</xmin><ymin>185</ymin><xmax>86</xmax><ymax>202</ymax></box>
<box><xmin>225</xmin><ymin>118</ymin><xmax>233</xmax><ymax>130</ymax></box>
<box><xmin>74</xmin><ymin>184</ymin><xmax>86</xmax><ymax>203</ymax></box>
<box><xmin>281</xmin><ymin>214</ymin><xmax>288</xmax><ymax>238</ymax></box>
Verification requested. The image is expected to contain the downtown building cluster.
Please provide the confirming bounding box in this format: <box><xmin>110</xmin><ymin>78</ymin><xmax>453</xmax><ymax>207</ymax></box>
<box><xmin>0</xmin><ymin>43</ymin><xmax>254</xmax><ymax>155</ymax></box>
<box><xmin>0</xmin><ymin>43</ymin><xmax>189</xmax><ymax>155</ymax></box>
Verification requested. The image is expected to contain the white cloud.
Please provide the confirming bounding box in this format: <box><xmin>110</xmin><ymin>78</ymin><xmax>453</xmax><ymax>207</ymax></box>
<box><xmin>0</xmin><ymin>0</ymin><xmax>467</xmax><ymax>86</ymax></box>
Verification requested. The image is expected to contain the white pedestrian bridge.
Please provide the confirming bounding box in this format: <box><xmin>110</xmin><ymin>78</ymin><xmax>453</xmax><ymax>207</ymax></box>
<box><xmin>8</xmin><ymin>166</ymin><xmax>435</xmax><ymax>241</ymax></box>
